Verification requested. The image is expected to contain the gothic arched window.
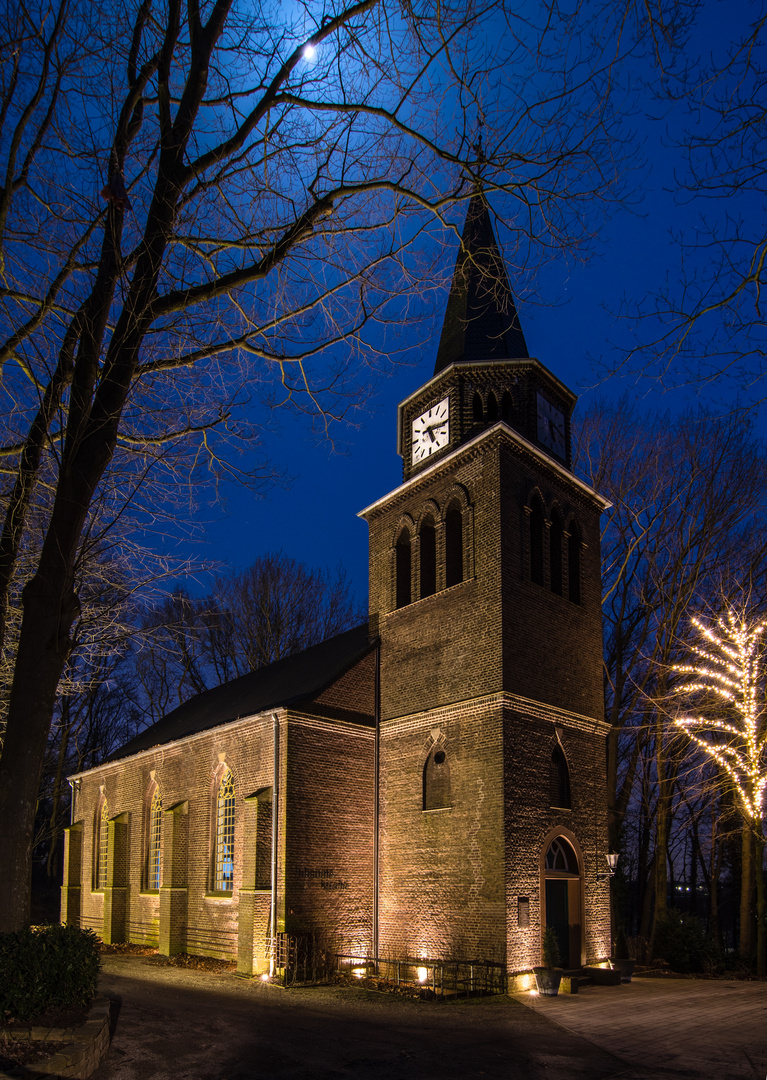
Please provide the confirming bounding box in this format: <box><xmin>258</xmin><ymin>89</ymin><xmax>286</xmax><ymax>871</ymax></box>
<box><xmin>472</xmin><ymin>392</ymin><xmax>483</xmax><ymax>421</ymax></box>
<box><xmin>419</xmin><ymin>516</ymin><xmax>437</xmax><ymax>599</ymax></box>
<box><xmin>550</xmin><ymin>511</ymin><xmax>564</xmax><ymax>596</ymax></box>
<box><xmin>529</xmin><ymin>497</ymin><xmax>544</xmax><ymax>586</ymax></box>
<box><xmin>215</xmin><ymin>769</ymin><xmax>236</xmax><ymax>892</ymax></box>
<box><xmin>445</xmin><ymin>504</ymin><xmax>463</xmax><ymax>588</ymax></box>
<box><xmin>423</xmin><ymin>747</ymin><xmax>451</xmax><ymax>810</ymax></box>
<box><xmin>147</xmin><ymin>786</ymin><xmax>162</xmax><ymax>890</ymax></box>
<box><xmin>549</xmin><ymin>746</ymin><xmax>571</xmax><ymax>809</ymax></box>
<box><xmin>545</xmin><ymin>835</ymin><xmax>578</xmax><ymax>873</ymax></box>
<box><xmin>500</xmin><ymin>391</ymin><xmax>512</xmax><ymax>421</ymax></box>
<box><xmin>486</xmin><ymin>391</ymin><xmax>498</xmax><ymax>421</ymax></box>
<box><xmin>395</xmin><ymin>528</ymin><xmax>412</xmax><ymax>608</ymax></box>
<box><xmin>568</xmin><ymin>522</ymin><xmax>582</xmax><ymax>604</ymax></box>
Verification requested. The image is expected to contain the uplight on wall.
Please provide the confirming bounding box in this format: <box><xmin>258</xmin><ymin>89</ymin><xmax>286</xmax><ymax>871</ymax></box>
<box><xmin>416</xmin><ymin>966</ymin><xmax>428</xmax><ymax>983</ymax></box>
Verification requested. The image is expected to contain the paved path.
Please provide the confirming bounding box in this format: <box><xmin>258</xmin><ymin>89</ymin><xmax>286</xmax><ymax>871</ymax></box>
<box><xmin>515</xmin><ymin>976</ymin><xmax>767</xmax><ymax>1079</ymax></box>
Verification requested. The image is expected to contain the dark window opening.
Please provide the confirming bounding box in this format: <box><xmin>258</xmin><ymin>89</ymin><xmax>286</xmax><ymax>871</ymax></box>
<box><xmin>501</xmin><ymin>391</ymin><xmax>512</xmax><ymax>421</ymax></box>
<box><xmin>529</xmin><ymin>499</ymin><xmax>544</xmax><ymax>586</ymax></box>
<box><xmin>445</xmin><ymin>505</ymin><xmax>463</xmax><ymax>587</ymax></box>
<box><xmin>549</xmin><ymin>746</ymin><xmax>571</xmax><ymax>809</ymax></box>
<box><xmin>472</xmin><ymin>392</ymin><xmax>483</xmax><ymax>421</ymax></box>
<box><xmin>395</xmin><ymin>529</ymin><xmax>411</xmax><ymax>608</ymax></box>
<box><xmin>568</xmin><ymin>524</ymin><xmax>581</xmax><ymax>604</ymax></box>
<box><xmin>486</xmin><ymin>392</ymin><xmax>498</xmax><ymax>421</ymax></box>
<box><xmin>550</xmin><ymin>513</ymin><xmax>564</xmax><ymax>596</ymax></box>
<box><xmin>423</xmin><ymin>747</ymin><xmax>451</xmax><ymax>810</ymax></box>
<box><xmin>420</xmin><ymin>518</ymin><xmax>437</xmax><ymax>599</ymax></box>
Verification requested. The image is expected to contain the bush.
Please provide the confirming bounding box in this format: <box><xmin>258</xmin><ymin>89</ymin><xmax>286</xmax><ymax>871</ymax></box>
<box><xmin>542</xmin><ymin>925</ymin><xmax>561</xmax><ymax>968</ymax></box>
<box><xmin>652</xmin><ymin>909</ymin><xmax>724</xmax><ymax>974</ymax></box>
<box><xmin>0</xmin><ymin>924</ymin><xmax>100</xmax><ymax>1022</ymax></box>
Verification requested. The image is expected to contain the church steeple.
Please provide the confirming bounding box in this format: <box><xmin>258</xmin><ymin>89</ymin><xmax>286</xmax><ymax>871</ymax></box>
<box><xmin>433</xmin><ymin>193</ymin><xmax>529</xmax><ymax>375</ymax></box>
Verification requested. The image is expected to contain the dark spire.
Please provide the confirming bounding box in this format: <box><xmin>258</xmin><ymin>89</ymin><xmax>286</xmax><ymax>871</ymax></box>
<box><xmin>433</xmin><ymin>193</ymin><xmax>529</xmax><ymax>376</ymax></box>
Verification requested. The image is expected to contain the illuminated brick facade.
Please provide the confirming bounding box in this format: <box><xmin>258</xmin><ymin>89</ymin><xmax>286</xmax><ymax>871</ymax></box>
<box><xmin>63</xmin><ymin>195</ymin><xmax>612</xmax><ymax>978</ymax></box>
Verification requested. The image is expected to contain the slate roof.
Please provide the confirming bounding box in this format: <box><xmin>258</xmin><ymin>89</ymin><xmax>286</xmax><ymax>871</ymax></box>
<box><xmin>434</xmin><ymin>192</ymin><xmax>529</xmax><ymax>375</ymax></box>
<box><xmin>108</xmin><ymin>623</ymin><xmax>374</xmax><ymax>763</ymax></box>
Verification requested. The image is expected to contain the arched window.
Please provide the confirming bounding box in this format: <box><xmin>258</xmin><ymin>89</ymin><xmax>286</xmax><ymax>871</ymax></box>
<box><xmin>419</xmin><ymin>517</ymin><xmax>436</xmax><ymax>599</ymax></box>
<box><xmin>500</xmin><ymin>391</ymin><xmax>512</xmax><ymax>421</ymax></box>
<box><xmin>568</xmin><ymin>522</ymin><xmax>581</xmax><ymax>604</ymax></box>
<box><xmin>529</xmin><ymin>497</ymin><xmax>544</xmax><ymax>586</ymax></box>
<box><xmin>395</xmin><ymin>528</ymin><xmax>411</xmax><ymax>608</ymax></box>
<box><xmin>147</xmin><ymin>786</ymin><xmax>162</xmax><ymax>890</ymax></box>
<box><xmin>423</xmin><ymin>747</ymin><xmax>451</xmax><ymax>810</ymax></box>
<box><xmin>544</xmin><ymin>835</ymin><xmax>578</xmax><ymax>873</ymax></box>
<box><xmin>472</xmin><ymin>392</ymin><xmax>483</xmax><ymax>421</ymax></box>
<box><xmin>549</xmin><ymin>746</ymin><xmax>571</xmax><ymax>809</ymax></box>
<box><xmin>550</xmin><ymin>511</ymin><xmax>564</xmax><ymax>596</ymax></box>
<box><xmin>96</xmin><ymin>797</ymin><xmax>109</xmax><ymax>889</ymax></box>
<box><xmin>486</xmin><ymin>392</ymin><xmax>498</xmax><ymax>421</ymax></box>
<box><xmin>445</xmin><ymin>504</ymin><xmax>463</xmax><ymax>588</ymax></box>
<box><xmin>215</xmin><ymin>769</ymin><xmax>236</xmax><ymax>892</ymax></box>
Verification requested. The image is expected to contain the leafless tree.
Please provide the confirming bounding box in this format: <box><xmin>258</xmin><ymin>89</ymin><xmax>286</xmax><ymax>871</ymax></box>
<box><xmin>578</xmin><ymin>400</ymin><xmax>767</xmax><ymax>947</ymax></box>
<box><xmin>133</xmin><ymin>552</ymin><xmax>362</xmax><ymax>723</ymax></box>
<box><xmin>0</xmin><ymin>0</ymin><xmax>686</xmax><ymax>930</ymax></box>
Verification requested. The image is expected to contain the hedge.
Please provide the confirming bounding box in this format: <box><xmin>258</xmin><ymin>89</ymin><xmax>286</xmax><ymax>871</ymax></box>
<box><xmin>0</xmin><ymin>924</ymin><xmax>100</xmax><ymax>1022</ymax></box>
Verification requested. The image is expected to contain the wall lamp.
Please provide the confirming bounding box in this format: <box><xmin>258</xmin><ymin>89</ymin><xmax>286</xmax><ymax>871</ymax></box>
<box><xmin>597</xmin><ymin>852</ymin><xmax>619</xmax><ymax>879</ymax></box>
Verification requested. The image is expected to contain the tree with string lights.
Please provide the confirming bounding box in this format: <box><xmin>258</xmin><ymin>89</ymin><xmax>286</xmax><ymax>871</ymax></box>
<box><xmin>672</xmin><ymin>611</ymin><xmax>767</xmax><ymax>975</ymax></box>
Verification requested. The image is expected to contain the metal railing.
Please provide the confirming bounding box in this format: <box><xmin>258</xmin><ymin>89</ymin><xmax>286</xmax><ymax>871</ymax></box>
<box><xmin>334</xmin><ymin>952</ymin><xmax>507</xmax><ymax>997</ymax></box>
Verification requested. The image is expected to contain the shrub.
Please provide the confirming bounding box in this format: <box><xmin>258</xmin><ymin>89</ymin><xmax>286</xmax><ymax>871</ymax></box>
<box><xmin>613</xmin><ymin>924</ymin><xmax>630</xmax><ymax>959</ymax></box>
<box><xmin>542</xmin><ymin>925</ymin><xmax>561</xmax><ymax>968</ymax></box>
<box><xmin>652</xmin><ymin>909</ymin><xmax>723</xmax><ymax>974</ymax></box>
<box><xmin>0</xmin><ymin>924</ymin><xmax>100</xmax><ymax>1022</ymax></box>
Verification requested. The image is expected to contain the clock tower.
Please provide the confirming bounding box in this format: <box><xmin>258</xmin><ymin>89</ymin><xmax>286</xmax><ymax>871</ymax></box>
<box><xmin>360</xmin><ymin>193</ymin><xmax>612</xmax><ymax>980</ymax></box>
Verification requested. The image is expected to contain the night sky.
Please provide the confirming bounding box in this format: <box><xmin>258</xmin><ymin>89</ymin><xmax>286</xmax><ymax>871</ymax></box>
<box><xmin>185</xmin><ymin>1</ymin><xmax>760</xmax><ymax>611</ymax></box>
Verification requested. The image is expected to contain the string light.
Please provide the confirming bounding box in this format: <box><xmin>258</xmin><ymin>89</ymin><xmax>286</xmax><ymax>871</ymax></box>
<box><xmin>672</xmin><ymin>611</ymin><xmax>767</xmax><ymax>822</ymax></box>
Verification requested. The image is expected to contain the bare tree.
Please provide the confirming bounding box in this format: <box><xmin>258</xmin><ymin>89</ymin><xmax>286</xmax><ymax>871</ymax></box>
<box><xmin>577</xmin><ymin>400</ymin><xmax>767</xmax><ymax>944</ymax></box>
<box><xmin>134</xmin><ymin>552</ymin><xmax>362</xmax><ymax>723</ymax></box>
<box><xmin>0</xmin><ymin>0</ymin><xmax>685</xmax><ymax>930</ymax></box>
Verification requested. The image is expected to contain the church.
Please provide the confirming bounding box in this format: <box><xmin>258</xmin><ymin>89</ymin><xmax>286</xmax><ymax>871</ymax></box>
<box><xmin>61</xmin><ymin>194</ymin><xmax>612</xmax><ymax>987</ymax></box>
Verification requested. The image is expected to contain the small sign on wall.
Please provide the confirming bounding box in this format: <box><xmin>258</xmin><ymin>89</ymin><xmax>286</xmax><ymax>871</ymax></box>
<box><xmin>518</xmin><ymin>897</ymin><xmax>530</xmax><ymax>928</ymax></box>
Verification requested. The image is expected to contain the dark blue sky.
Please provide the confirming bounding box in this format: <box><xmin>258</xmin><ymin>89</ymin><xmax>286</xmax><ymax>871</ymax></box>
<box><xmin>183</xmin><ymin>0</ymin><xmax>761</xmax><ymax>610</ymax></box>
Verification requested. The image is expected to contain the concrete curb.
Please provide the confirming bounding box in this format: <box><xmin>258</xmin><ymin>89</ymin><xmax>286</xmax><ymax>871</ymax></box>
<box><xmin>0</xmin><ymin>997</ymin><xmax>111</xmax><ymax>1079</ymax></box>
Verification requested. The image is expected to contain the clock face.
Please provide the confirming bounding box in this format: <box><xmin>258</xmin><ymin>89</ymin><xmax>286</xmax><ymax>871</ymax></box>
<box><xmin>412</xmin><ymin>397</ymin><xmax>450</xmax><ymax>465</ymax></box>
<box><xmin>536</xmin><ymin>392</ymin><xmax>566</xmax><ymax>458</ymax></box>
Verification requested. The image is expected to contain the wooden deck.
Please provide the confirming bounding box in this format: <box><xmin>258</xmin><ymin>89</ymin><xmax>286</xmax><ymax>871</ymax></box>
<box><xmin>514</xmin><ymin>975</ymin><xmax>767</xmax><ymax>1078</ymax></box>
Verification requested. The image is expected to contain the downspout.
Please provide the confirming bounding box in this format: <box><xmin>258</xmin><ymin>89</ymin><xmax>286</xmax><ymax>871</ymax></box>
<box><xmin>270</xmin><ymin>712</ymin><xmax>280</xmax><ymax>977</ymax></box>
<box><xmin>373</xmin><ymin>639</ymin><xmax>381</xmax><ymax>960</ymax></box>
<box><xmin>68</xmin><ymin>778</ymin><xmax>78</xmax><ymax>825</ymax></box>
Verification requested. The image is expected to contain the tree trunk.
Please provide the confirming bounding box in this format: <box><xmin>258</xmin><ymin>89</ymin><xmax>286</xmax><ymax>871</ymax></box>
<box><xmin>754</xmin><ymin>822</ymin><xmax>765</xmax><ymax>978</ymax></box>
<box><xmin>740</xmin><ymin>819</ymin><xmax>754</xmax><ymax>960</ymax></box>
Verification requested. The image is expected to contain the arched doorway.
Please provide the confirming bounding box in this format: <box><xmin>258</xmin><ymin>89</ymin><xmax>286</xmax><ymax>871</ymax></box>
<box><xmin>543</xmin><ymin>835</ymin><xmax>582</xmax><ymax>968</ymax></box>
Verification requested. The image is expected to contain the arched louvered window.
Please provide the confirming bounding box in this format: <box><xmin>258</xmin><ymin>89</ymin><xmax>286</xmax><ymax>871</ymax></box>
<box><xmin>550</xmin><ymin>512</ymin><xmax>564</xmax><ymax>596</ymax></box>
<box><xmin>472</xmin><ymin>392</ymin><xmax>483</xmax><ymax>421</ymax></box>
<box><xmin>529</xmin><ymin>497</ymin><xmax>544</xmax><ymax>586</ymax></box>
<box><xmin>96</xmin><ymin>798</ymin><xmax>109</xmax><ymax>889</ymax></box>
<box><xmin>501</xmin><ymin>391</ymin><xmax>512</xmax><ymax>421</ymax></box>
<box><xmin>395</xmin><ymin>528</ymin><xmax>412</xmax><ymax>608</ymax></box>
<box><xmin>423</xmin><ymin>747</ymin><xmax>451</xmax><ymax>810</ymax></box>
<box><xmin>419</xmin><ymin>517</ymin><xmax>436</xmax><ymax>599</ymax></box>
<box><xmin>550</xmin><ymin>746</ymin><xmax>571</xmax><ymax>809</ymax></box>
<box><xmin>486</xmin><ymin>392</ymin><xmax>498</xmax><ymax>421</ymax></box>
<box><xmin>568</xmin><ymin>522</ymin><xmax>582</xmax><ymax>604</ymax></box>
<box><xmin>147</xmin><ymin>787</ymin><xmax>162</xmax><ymax>890</ymax></box>
<box><xmin>445</xmin><ymin>504</ymin><xmax>463</xmax><ymax>588</ymax></box>
<box><xmin>215</xmin><ymin>769</ymin><xmax>236</xmax><ymax>892</ymax></box>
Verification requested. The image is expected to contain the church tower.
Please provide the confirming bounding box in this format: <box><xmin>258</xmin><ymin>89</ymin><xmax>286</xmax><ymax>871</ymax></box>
<box><xmin>360</xmin><ymin>194</ymin><xmax>612</xmax><ymax>978</ymax></box>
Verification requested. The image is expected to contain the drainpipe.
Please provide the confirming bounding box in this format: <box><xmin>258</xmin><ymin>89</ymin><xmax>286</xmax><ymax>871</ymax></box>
<box><xmin>270</xmin><ymin>712</ymin><xmax>280</xmax><ymax>977</ymax></box>
<box><xmin>68</xmin><ymin>778</ymin><xmax>79</xmax><ymax>824</ymax></box>
<box><xmin>373</xmin><ymin>639</ymin><xmax>381</xmax><ymax>961</ymax></box>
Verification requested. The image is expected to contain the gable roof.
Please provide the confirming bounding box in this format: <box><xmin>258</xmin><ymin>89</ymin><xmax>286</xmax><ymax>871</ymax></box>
<box><xmin>108</xmin><ymin>622</ymin><xmax>374</xmax><ymax>763</ymax></box>
<box><xmin>434</xmin><ymin>192</ymin><xmax>529</xmax><ymax>375</ymax></box>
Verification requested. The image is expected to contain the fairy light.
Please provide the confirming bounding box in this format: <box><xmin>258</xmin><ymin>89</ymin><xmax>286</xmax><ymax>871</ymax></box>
<box><xmin>672</xmin><ymin>611</ymin><xmax>767</xmax><ymax>822</ymax></box>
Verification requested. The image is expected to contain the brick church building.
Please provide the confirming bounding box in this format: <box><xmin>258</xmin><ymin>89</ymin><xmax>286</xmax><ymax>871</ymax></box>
<box><xmin>62</xmin><ymin>195</ymin><xmax>612</xmax><ymax>985</ymax></box>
